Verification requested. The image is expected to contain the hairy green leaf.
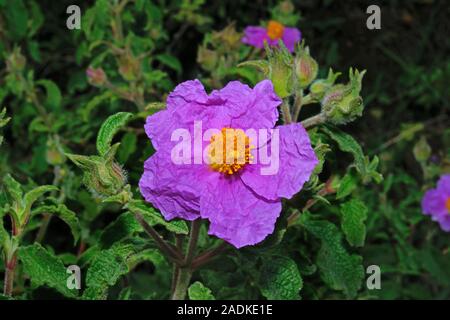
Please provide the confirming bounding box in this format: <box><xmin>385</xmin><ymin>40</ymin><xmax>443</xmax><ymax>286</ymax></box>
<box><xmin>18</xmin><ymin>243</ymin><xmax>77</xmax><ymax>298</ymax></box>
<box><xmin>96</xmin><ymin>112</ymin><xmax>133</xmax><ymax>156</ymax></box>
<box><xmin>99</xmin><ymin>212</ymin><xmax>142</xmax><ymax>248</ymax></box>
<box><xmin>33</xmin><ymin>204</ymin><xmax>80</xmax><ymax>244</ymax></box>
<box><xmin>340</xmin><ymin>199</ymin><xmax>367</xmax><ymax>247</ymax></box>
<box><xmin>156</xmin><ymin>54</ymin><xmax>182</xmax><ymax>74</ymax></box>
<box><xmin>336</xmin><ymin>172</ymin><xmax>357</xmax><ymax>199</ymax></box>
<box><xmin>322</xmin><ymin>126</ymin><xmax>366</xmax><ymax>176</ymax></box>
<box><xmin>36</xmin><ymin>80</ymin><xmax>62</xmax><ymax>110</ymax></box>
<box><xmin>127</xmin><ymin>200</ymin><xmax>189</xmax><ymax>235</ymax></box>
<box><xmin>188</xmin><ymin>281</ymin><xmax>215</xmax><ymax>300</ymax></box>
<box><xmin>22</xmin><ymin>185</ymin><xmax>58</xmax><ymax>224</ymax></box>
<box><xmin>259</xmin><ymin>255</ymin><xmax>303</xmax><ymax>300</ymax></box>
<box><xmin>3</xmin><ymin>174</ymin><xmax>23</xmax><ymax>205</ymax></box>
<box><xmin>301</xmin><ymin>217</ymin><xmax>364</xmax><ymax>298</ymax></box>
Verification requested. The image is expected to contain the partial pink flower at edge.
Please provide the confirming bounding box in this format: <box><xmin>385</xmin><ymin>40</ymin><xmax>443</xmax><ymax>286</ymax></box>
<box><xmin>421</xmin><ymin>174</ymin><xmax>450</xmax><ymax>232</ymax></box>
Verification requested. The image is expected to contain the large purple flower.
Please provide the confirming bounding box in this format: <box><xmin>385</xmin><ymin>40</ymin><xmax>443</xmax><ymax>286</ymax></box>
<box><xmin>242</xmin><ymin>20</ymin><xmax>301</xmax><ymax>53</ymax></box>
<box><xmin>139</xmin><ymin>79</ymin><xmax>318</xmax><ymax>248</ymax></box>
<box><xmin>421</xmin><ymin>174</ymin><xmax>450</xmax><ymax>232</ymax></box>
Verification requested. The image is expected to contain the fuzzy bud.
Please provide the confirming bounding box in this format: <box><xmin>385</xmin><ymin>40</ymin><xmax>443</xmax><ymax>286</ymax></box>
<box><xmin>86</xmin><ymin>67</ymin><xmax>107</xmax><ymax>87</ymax></box>
<box><xmin>294</xmin><ymin>45</ymin><xmax>318</xmax><ymax>88</ymax></box>
<box><xmin>321</xmin><ymin>68</ymin><xmax>366</xmax><ymax>125</ymax></box>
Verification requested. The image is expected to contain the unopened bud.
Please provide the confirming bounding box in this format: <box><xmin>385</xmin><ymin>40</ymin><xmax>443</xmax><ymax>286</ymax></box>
<box><xmin>197</xmin><ymin>46</ymin><xmax>218</xmax><ymax>71</ymax></box>
<box><xmin>118</xmin><ymin>54</ymin><xmax>140</xmax><ymax>81</ymax></box>
<box><xmin>86</xmin><ymin>67</ymin><xmax>107</xmax><ymax>86</ymax></box>
<box><xmin>413</xmin><ymin>136</ymin><xmax>431</xmax><ymax>162</ymax></box>
<box><xmin>321</xmin><ymin>68</ymin><xmax>366</xmax><ymax>125</ymax></box>
<box><xmin>294</xmin><ymin>45</ymin><xmax>318</xmax><ymax>88</ymax></box>
<box><xmin>310</xmin><ymin>69</ymin><xmax>341</xmax><ymax>100</ymax></box>
<box><xmin>7</xmin><ymin>47</ymin><xmax>26</xmax><ymax>72</ymax></box>
<box><xmin>66</xmin><ymin>144</ymin><xmax>127</xmax><ymax>198</ymax></box>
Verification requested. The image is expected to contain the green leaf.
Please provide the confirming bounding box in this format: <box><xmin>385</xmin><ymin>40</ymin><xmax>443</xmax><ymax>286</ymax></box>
<box><xmin>0</xmin><ymin>209</ymin><xmax>8</xmax><ymax>248</ymax></box>
<box><xmin>83</xmin><ymin>244</ymin><xmax>136</xmax><ymax>299</ymax></box>
<box><xmin>99</xmin><ymin>212</ymin><xmax>142</xmax><ymax>248</ymax></box>
<box><xmin>188</xmin><ymin>281</ymin><xmax>215</xmax><ymax>300</ymax></box>
<box><xmin>127</xmin><ymin>200</ymin><xmax>189</xmax><ymax>235</ymax></box>
<box><xmin>96</xmin><ymin>112</ymin><xmax>133</xmax><ymax>156</ymax></box>
<box><xmin>259</xmin><ymin>255</ymin><xmax>303</xmax><ymax>300</ymax></box>
<box><xmin>32</xmin><ymin>204</ymin><xmax>80</xmax><ymax>244</ymax></box>
<box><xmin>3</xmin><ymin>174</ymin><xmax>23</xmax><ymax>205</ymax></box>
<box><xmin>301</xmin><ymin>217</ymin><xmax>364</xmax><ymax>298</ymax></box>
<box><xmin>22</xmin><ymin>185</ymin><xmax>58</xmax><ymax>224</ymax></box>
<box><xmin>0</xmin><ymin>108</ymin><xmax>11</xmax><ymax>128</ymax></box>
<box><xmin>156</xmin><ymin>54</ymin><xmax>182</xmax><ymax>74</ymax></box>
<box><xmin>3</xmin><ymin>0</ymin><xmax>28</xmax><ymax>40</ymax></box>
<box><xmin>18</xmin><ymin>243</ymin><xmax>77</xmax><ymax>298</ymax></box>
<box><xmin>117</xmin><ymin>132</ymin><xmax>137</xmax><ymax>164</ymax></box>
<box><xmin>322</xmin><ymin>125</ymin><xmax>366</xmax><ymax>176</ymax></box>
<box><xmin>36</xmin><ymin>80</ymin><xmax>62</xmax><ymax>110</ymax></box>
<box><xmin>336</xmin><ymin>172</ymin><xmax>358</xmax><ymax>199</ymax></box>
<box><xmin>340</xmin><ymin>199</ymin><xmax>368</xmax><ymax>247</ymax></box>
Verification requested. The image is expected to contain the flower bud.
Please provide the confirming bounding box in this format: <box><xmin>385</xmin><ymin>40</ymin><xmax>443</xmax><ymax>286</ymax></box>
<box><xmin>321</xmin><ymin>68</ymin><xmax>366</xmax><ymax>125</ymax></box>
<box><xmin>197</xmin><ymin>46</ymin><xmax>218</xmax><ymax>71</ymax></box>
<box><xmin>294</xmin><ymin>46</ymin><xmax>318</xmax><ymax>88</ymax></box>
<box><xmin>46</xmin><ymin>136</ymin><xmax>66</xmax><ymax>165</ymax></box>
<box><xmin>413</xmin><ymin>136</ymin><xmax>431</xmax><ymax>162</ymax></box>
<box><xmin>212</xmin><ymin>23</ymin><xmax>242</xmax><ymax>50</ymax></box>
<box><xmin>266</xmin><ymin>43</ymin><xmax>294</xmax><ymax>98</ymax></box>
<box><xmin>309</xmin><ymin>69</ymin><xmax>341</xmax><ymax>101</ymax></box>
<box><xmin>86</xmin><ymin>67</ymin><xmax>107</xmax><ymax>87</ymax></box>
<box><xmin>66</xmin><ymin>144</ymin><xmax>127</xmax><ymax>198</ymax></box>
<box><xmin>118</xmin><ymin>54</ymin><xmax>140</xmax><ymax>81</ymax></box>
<box><xmin>6</xmin><ymin>48</ymin><xmax>26</xmax><ymax>72</ymax></box>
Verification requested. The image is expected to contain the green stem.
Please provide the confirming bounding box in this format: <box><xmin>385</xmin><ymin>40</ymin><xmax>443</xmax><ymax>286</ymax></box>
<box><xmin>3</xmin><ymin>253</ymin><xmax>17</xmax><ymax>296</ymax></box>
<box><xmin>281</xmin><ymin>100</ymin><xmax>292</xmax><ymax>124</ymax></box>
<box><xmin>301</xmin><ymin>113</ymin><xmax>326</xmax><ymax>129</ymax></box>
<box><xmin>171</xmin><ymin>267</ymin><xmax>192</xmax><ymax>300</ymax></box>
<box><xmin>134</xmin><ymin>213</ymin><xmax>183</xmax><ymax>263</ymax></box>
<box><xmin>171</xmin><ymin>220</ymin><xmax>201</xmax><ymax>300</ymax></box>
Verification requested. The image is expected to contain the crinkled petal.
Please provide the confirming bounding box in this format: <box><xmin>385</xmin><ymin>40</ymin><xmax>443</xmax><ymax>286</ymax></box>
<box><xmin>144</xmin><ymin>79</ymin><xmax>280</xmax><ymax>152</ymax></box>
<box><xmin>240</xmin><ymin>123</ymin><xmax>318</xmax><ymax>200</ymax></box>
<box><xmin>139</xmin><ymin>152</ymin><xmax>213</xmax><ymax>221</ymax></box>
<box><xmin>281</xmin><ymin>27</ymin><xmax>302</xmax><ymax>52</ymax></box>
<box><xmin>437</xmin><ymin>174</ymin><xmax>450</xmax><ymax>196</ymax></box>
<box><xmin>200</xmin><ymin>177</ymin><xmax>282</xmax><ymax>248</ymax></box>
<box><xmin>229</xmin><ymin>79</ymin><xmax>281</xmax><ymax>130</ymax></box>
<box><xmin>422</xmin><ymin>188</ymin><xmax>447</xmax><ymax>218</ymax></box>
<box><xmin>242</xmin><ymin>26</ymin><xmax>269</xmax><ymax>49</ymax></box>
<box><xmin>437</xmin><ymin>215</ymin><xmax>450</xmax><ymax>232</ymax></box>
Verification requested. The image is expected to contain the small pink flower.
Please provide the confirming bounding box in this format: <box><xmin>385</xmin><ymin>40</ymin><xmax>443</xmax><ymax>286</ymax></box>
<box><xmin>422</xmin><ymin>174</ymin><xmax>450</xmax><ymax>232</ymax></box>
<box><xmin>242</xmin><ymin>20</ymin><xmax>301</xmax><ymax>53</ymax></box>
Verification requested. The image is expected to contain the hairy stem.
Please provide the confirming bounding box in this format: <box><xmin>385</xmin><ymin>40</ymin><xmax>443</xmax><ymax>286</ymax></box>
<box><xmin>134</xmin><ymin>213</ymin><xmax>183</xmax><ymax>263</ymax></box>
<box><xmin>184</xmin><ymin>220</ymin><xmax>201</xmax><ymax>266</ymax></box>
<box><xmin>171</xmin><ymin>220</ymin><xmax>201</xmax><ymax>299</ymax></box>
<box><xmin>192</xmin><ymin>241</ymin><xmax>228</xmax><ymax>269</ymax></box>
<box><xmin>3</xmin><ymin>253</ymin><xmax>17</xmax><ymax>297</ymax></box>
<box><xmin>281</xmin><ymin>100</ymin><xmax>292</xmax><ymax>124</ymax></box>
<box><xmin>171</xmin><ymin>267</ymin><xmax>192</xmax><ymax>300</ymax></box>
<box><xmin>301</xmin><ymin>113</ymin><xmax>326</xmax><ymax>129</ymax></box>
<box><xmin>171</xmin><ymin>235</ymin><xmax>184</xmax><ymax>294</ymax></box>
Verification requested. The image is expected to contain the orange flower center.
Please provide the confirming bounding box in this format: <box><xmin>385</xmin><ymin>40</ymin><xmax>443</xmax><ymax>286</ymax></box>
<box><xmin>208</xmin><ymin>128</ymin><xmax>253</xmax><ymax>175</ymax></box>
<box><xmin>446</xmin><ymin>197</ymin><xmax>450</xmax><ymax>213</ymax></box>
<box><xmin>267</xmin><ymin>20</ymin><xmax>285</xmax><ymax>40</ymax></box>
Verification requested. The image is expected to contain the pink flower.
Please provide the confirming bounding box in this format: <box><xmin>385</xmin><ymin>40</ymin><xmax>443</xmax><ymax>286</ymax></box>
<box><xmin>242</xmin><ymin>20</ymin><xmax>301</xmax><ymax>53</ymax></box>
<box><xmin>422</xmin><ymin>174</ymin><xmax>450</xmax><ymax>232</ymax></box>
<box><xmin>139</xmin><ymin>79</ymin><xmax>318</xmax><ymax>248</ymax></box>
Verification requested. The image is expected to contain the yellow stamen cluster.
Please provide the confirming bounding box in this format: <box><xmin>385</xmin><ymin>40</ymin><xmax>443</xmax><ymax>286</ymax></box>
<box><xmin>267</xmin><ymin>20</ymin><xmax>285</xmax><ymax>40</ymax></box>
<box><xmin>208</xmin><ymin>128</ymin><xmax>253</xmax><ymax>175</ymax></box>
<box><xmin>446</xmin><ymin>197</ymin><xmax>450</xmax><ymax>214</ymax></box>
